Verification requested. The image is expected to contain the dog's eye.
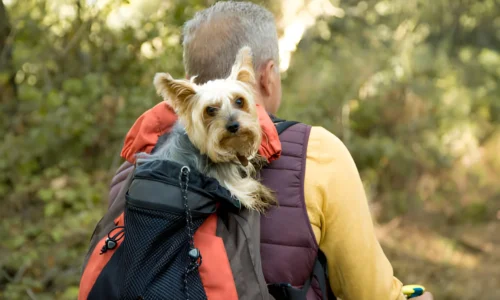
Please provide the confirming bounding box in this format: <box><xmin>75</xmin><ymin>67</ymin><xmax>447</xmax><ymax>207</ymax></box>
<box><xmin>235</xmin><ymin>97</ymin><xmax>244</xmax><ymax>107</ymax></box>
<box><xmin>205</xmin><ymin>106</ymin><xmax>218</xmax><ymax>116</ymax></box>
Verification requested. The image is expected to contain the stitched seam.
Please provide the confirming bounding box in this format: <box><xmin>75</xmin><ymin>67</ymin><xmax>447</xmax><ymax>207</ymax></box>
<box><xmin>269</xmin><ymin>154</ymin><xmax>302</xmax><ymax>158</ymax></box>
<box><xmin>263</xmin><ymin>167</ymin><xmax>301</xmax><ymax>172</ymax></box>
<box><xmin>280</xmin><ymin>140</ymin><xmax>303</xmax><ymax>146</ymax></box>
<box><xmin>260</xmin><ymin>241</ymin><xmax>317</xmax><ymax>249</ymax></box>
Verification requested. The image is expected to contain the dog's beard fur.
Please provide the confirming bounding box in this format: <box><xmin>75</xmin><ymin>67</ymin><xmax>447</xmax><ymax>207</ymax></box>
<box><xmin>137</xmin><ymin>46</ymin><xmax>277</xmax><ymax>212</ymax></box>
<box><xmin>185</xmin><ymin>98</ymin><xmax>262</xmax><ymax>165</ymax></box>
<box><xmin>206</xmin><ymin>113</ymin><xmax>261</xmax><ymax>163</ymax></box>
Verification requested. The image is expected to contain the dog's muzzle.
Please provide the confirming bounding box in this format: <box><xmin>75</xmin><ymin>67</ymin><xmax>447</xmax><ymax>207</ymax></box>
<box><xmin>226</xmin><ymin>121</ymin><xmax>240</xmax><ymax>133</ymax></box>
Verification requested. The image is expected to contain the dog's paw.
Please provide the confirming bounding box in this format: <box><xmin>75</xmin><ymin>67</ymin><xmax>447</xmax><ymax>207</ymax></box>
<box><xmin>251</xmin><ymin>183</ymin><xmax>277</xmax><ymax>213</ymax></box>
<box><xmin>249</xmin><ymin>154</ymin><xmax>269</xmax><ymax>171</ymax></box>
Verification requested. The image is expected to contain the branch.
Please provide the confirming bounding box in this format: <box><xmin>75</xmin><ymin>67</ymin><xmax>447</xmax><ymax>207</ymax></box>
<box><xmin>26</xmin><ymin>288</ymin><xmax>38</xmax><ymax>300</ymax></box>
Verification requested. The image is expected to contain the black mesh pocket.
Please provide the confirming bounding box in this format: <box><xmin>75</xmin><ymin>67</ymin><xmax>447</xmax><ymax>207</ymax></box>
<box><xmin>87</xmin><ymin>162</ymin><xmax>227</xmax><ymax>300</ymax></box>
<box><xmin>117</xmin><ymin>200</ymin><xmax>208</xmax><ymax>300</ymax></box>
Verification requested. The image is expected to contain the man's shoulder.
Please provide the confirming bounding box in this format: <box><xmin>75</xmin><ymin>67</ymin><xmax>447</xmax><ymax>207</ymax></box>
<box><xmin>283</xmin><ymin>121</ymin><xmax>341</xmax><ymax>145</ymax></box>
<box><xmin>307</xmin><ymin>125</ymin><xmax>348</xmax><ymax>151</ymax></box>
<box><xmin>277</xmin><ymin>120</ymin><xmax>351</xmax><ymax>162</ymax></box>
<box><xmin>300</xmin><ymin>125</ymin><xmax>357</xmax><ymax>170</ymax></box>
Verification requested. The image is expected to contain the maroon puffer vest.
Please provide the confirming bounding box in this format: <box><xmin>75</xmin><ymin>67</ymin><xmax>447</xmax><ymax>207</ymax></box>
<box><xmin>260</xmin><ymin>123</ymin><xmax>321</xmax><ymax>299</ymax></box>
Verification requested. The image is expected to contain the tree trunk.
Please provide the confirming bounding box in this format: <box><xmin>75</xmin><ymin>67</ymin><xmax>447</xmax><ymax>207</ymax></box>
<box><xmin>0</xmin><ymin>0</ymin><xmax>16</xmax><ymax>98</ymax></box>
<box><xmin>0</xmin><ymin>0</ymin><xmax>17</xmax><ymax>129</ymax></box>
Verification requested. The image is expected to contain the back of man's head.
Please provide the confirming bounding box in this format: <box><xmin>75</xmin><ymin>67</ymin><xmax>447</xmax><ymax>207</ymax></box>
<box><xmin>183</xmin><ymin>1</ymin><xmax>279</xmax><ymax>84</ymax></box>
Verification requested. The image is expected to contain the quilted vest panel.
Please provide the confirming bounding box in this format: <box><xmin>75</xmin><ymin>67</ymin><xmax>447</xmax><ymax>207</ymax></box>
<box><xmin>260</xmin><ymin>123</ymin><xmax>321</xmax><ymax>299</ymax></box>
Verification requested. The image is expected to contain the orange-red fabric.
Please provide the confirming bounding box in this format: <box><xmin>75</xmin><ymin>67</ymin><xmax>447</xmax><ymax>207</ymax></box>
<box><xmin>121</xmin><ymin>102</ymin><xmax>178</xmax><ymax>163</ymax></box>
<box><xmin>120</xmin><ymin>102</ymin><xmax>282</xmax><ymax>163</ymax></box>
<box><xmin>78</xmin><ymin>213</ymin><xmax>125</xmax><ymax>300</ymax></box>
<box><xmin>255</xmin><ymin>104</ymin><xmax>282</xmax><ymax>162</ymax></box>
<box><xmin>194</xmin><ymin>214</ymin><xmax>238</xmax><ymax>299</ymax></box>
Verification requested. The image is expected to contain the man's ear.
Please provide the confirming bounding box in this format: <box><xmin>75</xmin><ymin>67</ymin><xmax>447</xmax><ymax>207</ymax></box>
<box><xmin>154</xmin><ymin>72</ymin><xmax>196</xmax><ymax>110</ymax></box>
<box><xmin>259</xmin><ymin>60</ymin><xmax>277</xmax><ymax>97</ymax></box>
<box><xmin>229</xmin><ymin>46</ymin><xmax>256</xmax><ymax>85</ymax></box>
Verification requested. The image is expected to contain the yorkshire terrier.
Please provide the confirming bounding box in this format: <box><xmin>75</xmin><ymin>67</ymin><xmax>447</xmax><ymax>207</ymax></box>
<box><xmin>137</xmin><ymin>46</ymin><xmax>276</xmax><ymax>212</ymax></box>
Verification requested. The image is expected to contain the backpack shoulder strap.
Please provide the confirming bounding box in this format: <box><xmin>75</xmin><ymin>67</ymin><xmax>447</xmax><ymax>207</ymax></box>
<box><xmin>276</xmin><ymin>121</ymin><xmax>299</xmax><ymax>135</ymax></box>
<box><xmin>269</xmin><ymin>114</ymin><xmax>299</xmax><ymax>135</ymax></box>
<box><xmin>267</xmin><ymin>251</ymin><xmax>335</xmax><ymax>300</ymax></box>
<box><xmin>317</xmin><ymin>250</ymin><xmax>336</xmax><ymax>299</ymax></box>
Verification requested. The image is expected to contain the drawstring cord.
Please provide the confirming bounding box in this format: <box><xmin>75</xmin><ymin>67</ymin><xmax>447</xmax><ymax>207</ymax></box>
<box><xmin>179</xmin><ymin>166</ymin><xmax>202</xmax><ymax>300</ymax></box>
<box><xmin>98</xmin><ymin>166</ymin><xmax>202</xmax><ymax>300</ymax></box>
<box><xmin>100</xmin><ymin>225</ymin><xmax>125</xmax><ymax>255</ymax></box>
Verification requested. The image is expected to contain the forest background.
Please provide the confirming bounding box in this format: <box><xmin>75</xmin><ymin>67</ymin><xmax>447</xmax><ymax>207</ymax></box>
<box><xmin>1</xmin><ymin>0</ymin><xmax>499</xmax><ymax>299</ymax></box>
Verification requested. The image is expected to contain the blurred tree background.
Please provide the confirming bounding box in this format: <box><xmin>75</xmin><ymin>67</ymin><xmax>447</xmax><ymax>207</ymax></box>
<box><xmin>1</xmin><ymin>0</ymin><xmax>499</xmax><ymax>299</ymax></box>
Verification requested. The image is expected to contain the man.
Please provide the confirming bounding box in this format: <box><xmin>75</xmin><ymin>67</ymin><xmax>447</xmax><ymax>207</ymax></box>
<box><xmin>111</xmin><ymin>2</ymin><xmax>432</xmax><ymax>299</ymax></box>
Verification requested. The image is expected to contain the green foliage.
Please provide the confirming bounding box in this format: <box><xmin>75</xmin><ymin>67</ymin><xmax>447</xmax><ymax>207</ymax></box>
<box><xmin>0</xmin><ymin>0</ymin><xmax>186</xmax><ymax>298</ymax></box>
<box><xmin>280</xmin><ymin>0</ymin><xmax>500</xmax><ymax>221</ymax></box>
<box><xmin>0</xmin><ymin>0</ymin><xmax>499</xmax><ymax>299</ymax></box>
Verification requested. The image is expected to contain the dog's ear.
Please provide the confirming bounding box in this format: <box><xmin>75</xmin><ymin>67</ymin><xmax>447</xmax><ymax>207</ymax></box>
<box><xmin>229</xmin><ymin>46</ymin><xmax>256</xmax><ymax>85</ymax></box>
<box><xmin>154</xmin><ymin>72</ymin><xmax>196</xmax><ymax>109</ymax></box>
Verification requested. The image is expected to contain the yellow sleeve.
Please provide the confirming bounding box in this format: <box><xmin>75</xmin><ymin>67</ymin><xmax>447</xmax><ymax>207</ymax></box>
<box><xmin>304</xmin><ymin>127</ymin><xmax>406</xmax><ymax>300</ymax></box>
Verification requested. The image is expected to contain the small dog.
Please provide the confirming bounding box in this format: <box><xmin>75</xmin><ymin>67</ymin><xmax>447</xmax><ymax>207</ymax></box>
<box><xmin>137</xmin><ymin>46</ymin><xmax>276</xmax><ymax>212</ymax></box>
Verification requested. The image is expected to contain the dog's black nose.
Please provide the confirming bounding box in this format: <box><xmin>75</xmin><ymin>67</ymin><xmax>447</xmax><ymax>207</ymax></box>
<box><xmin>226</xmin><ymin>121</ymin><xmax>240</xmax><ymax>133</ymax></box>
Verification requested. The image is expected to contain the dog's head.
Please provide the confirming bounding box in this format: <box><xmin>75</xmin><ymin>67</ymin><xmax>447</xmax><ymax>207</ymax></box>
<box><xmin>153</xmin><ymin>46</ymin><xmax>261</xmax><ymax>165</ymax></box>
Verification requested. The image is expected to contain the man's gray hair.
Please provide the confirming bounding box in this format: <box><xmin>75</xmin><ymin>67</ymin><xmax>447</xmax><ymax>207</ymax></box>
<box><xmin>182</xmin><ymin>1</ymin><xmax>279</xmax><ymax>84</ymax></box>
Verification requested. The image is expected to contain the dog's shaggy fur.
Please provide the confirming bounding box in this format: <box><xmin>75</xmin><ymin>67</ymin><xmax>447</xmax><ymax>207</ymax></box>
<box><xmin>136</xmin><ymin>47</ymin><xmax>276</xmax><ymax>212</ymax></box>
